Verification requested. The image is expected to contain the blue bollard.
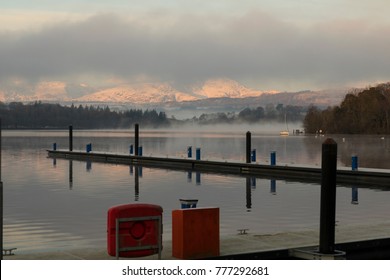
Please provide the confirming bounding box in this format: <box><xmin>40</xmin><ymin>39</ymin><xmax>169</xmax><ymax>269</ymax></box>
<box><xmin>130</xmin><ymin>144</ymin><xmax>134</xmax><ymax>155</ymax></box>
<box><xmin>138</xmin><ymin>146</ymin><xmax>143</xmax><ymax>156</ymax></box>
<box><xmin>251</xmin><ymin>149</ymin><xmax>256</xmax><ymax>162</ymax></box>
<box><xmin>187</xmin><ymin>146</ymin><xmax>192</xmax><ymax>158</ymax></box>
<box><xmin>53</xmin><ymin>143</ymin><xmax>57</xmax><ymax>151</ymax></box>
<box><xmin>196</xmin><ymin>148</ymin><xmax>201</xmax><ymax>160</ymax></box>
<box><xmin>271</xmin><ymin>151</ymin><xmax>276</xmax><ymax>166</ymax></box>
<box><xmin>86</xmin><ymin>143</ymin><xmax>92</xmax><ymax>153</ymax></box>
<box><xmin>352</xmin><ymin>155</ymin><xmax>358</xmax><ymax>171</ymax></box>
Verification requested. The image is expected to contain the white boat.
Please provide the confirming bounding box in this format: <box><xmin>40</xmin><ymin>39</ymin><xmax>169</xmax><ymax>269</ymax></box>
<box><xmin>280</xmin><ymin>113</ymin><xmax>289</xmax><ymax>136</ymax></box>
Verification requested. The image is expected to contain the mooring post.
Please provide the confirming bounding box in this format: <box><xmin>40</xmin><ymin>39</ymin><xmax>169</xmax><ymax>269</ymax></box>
<box><xmin>0</xmin><ymin>118</ymin><xmax>3</xmax><ymax>260</ymax></box>
<box><xmin>319</xmin><ymin>138</ymin><xmax>338</xmax><ymax>254</ymax></box>
<box><xmin>251</xmin><ymin>149</ymin><xmax>256</xmax><ymax>162</ymax></box>
<box><xmin>53</xmin><ymin>143</ymin><xmax>57</xmax><ymax>151</ymax></box>
<box><xmin>187</xmin><ymin>146</ymin><xmax>192</xmax><ymax>158</ymax></box>
<box><xmin>246</xmin><ymin>131</ymin><xmax>251</xmax><ymax>163</ymax></box>
<box><xmin>129</xmin><ymin>144</ymin><xmax>133</xmax><ymax>155</ymax></box>
<box><xmin>352</xmin><ymin>155</ymin><xmax>358</xmax><ymax>171</ymax></box>
<box><xmin>270</xmin><ymin>151</ymin><xmax>276</xmax><ymax>166</ymax></box>
<box><xmin>134</xmin><ymin>123</ymin><xmax>139</xmax><ymax>156</ymax></box>
<box><xmin>196</xmin><ymin>148</ymin><xmax>201</xmax><ymax>160</ymax></box>
<box><xmin>69</xmin><ymin>125</ymin><xmax>73</xmax><ymax>151</ymax></box>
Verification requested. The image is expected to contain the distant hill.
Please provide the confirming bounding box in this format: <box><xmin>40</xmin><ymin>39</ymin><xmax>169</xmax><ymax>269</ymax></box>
<box><xmin>0</xmin><ymin>79</ymin><xmax>347</xmax><ymax>111</ymax></box>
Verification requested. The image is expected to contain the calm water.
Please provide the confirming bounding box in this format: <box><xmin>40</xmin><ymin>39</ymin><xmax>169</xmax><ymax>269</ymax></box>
<box><xmin>2</xmin><ymin>129</ymin><xmax>390</xmax><ymax>253</ymax></box>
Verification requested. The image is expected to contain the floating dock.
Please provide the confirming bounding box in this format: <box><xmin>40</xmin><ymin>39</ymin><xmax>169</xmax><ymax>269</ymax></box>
<box><xmin>47</xmin><ymin>149</ymin><xmax>390</xmax><ymax>187</ymax></box>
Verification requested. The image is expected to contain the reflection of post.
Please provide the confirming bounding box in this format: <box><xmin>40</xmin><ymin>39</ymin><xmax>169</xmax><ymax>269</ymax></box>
<box><xmin>351</xmin><ymin>187</ymin><xmax>359</xmax><ymax>204</ymax></box>
<box><xmin>129</xmin><ymin>165</ymin><xmax>133</xmax><ymax>175</ymax></box>
<box><xmin>196</xmin><ymin>172</ymin><xmax>201</xmax><ymax>185</ymax></box>
<box><xmin>53</xmin><ymin>158</ymin><xmax>57</xmax><ymax>166</ymax></box>
<box><xmin>69</xmin><ymin>160</ymin><xmax>73</xmax><ymax>190</ymax></box>
<box><xmin>86</xmin><ymin>160</ymin><xmax>92</xmax><ymax>171</ymax></box>
<box><xmin>246</xmin><ymin>177</ymin><xmax>252</xmax><ymax>211</ymax></box>
<box><xmin>134</xmin><ymin>165</ymin><xmax>139</xmax><ymax>201</ymax></box>
<box><xmin>270</xmin><ymin>179</ymin><xmax>276</xmax><ymax>194</ymax></box>
<box><xmin>251</xmin><ymin>177</ymin><xmax>256</xmax><ymax>189</ymax></box>
<box><xmin>187</xmin><ymin>171</ymin><xmax>192</xmax><ymax>182</ymax></box>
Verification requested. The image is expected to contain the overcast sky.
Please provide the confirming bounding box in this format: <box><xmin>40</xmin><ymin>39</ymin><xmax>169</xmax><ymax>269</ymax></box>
<box><xmin>1</xmin><ymin>0</ymin><xmax>390</xmax><ymax>91</ymax></box>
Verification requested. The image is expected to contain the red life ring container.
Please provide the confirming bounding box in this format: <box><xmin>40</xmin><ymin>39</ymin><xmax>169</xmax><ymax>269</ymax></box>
<box><xmin>107</xmin><ymin>203</ymin><xmax>163</xmax><ymax>257</ymax></box>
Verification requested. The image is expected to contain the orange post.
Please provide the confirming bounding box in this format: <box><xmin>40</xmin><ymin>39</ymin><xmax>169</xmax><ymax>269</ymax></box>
<box><xmin>172</xmin><ymin>207</ymin><xmax>219</xmax><ymax>259</ymax></box>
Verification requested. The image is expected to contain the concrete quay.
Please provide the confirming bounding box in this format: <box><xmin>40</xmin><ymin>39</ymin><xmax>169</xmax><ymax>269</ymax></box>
<box><xmin>4</xmin><ymin>222</ymin><xmax>390</xmax><ymax>260</ymax></box>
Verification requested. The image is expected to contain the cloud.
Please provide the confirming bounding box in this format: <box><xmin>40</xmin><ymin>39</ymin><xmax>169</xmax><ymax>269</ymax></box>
<box><xmin>1</xmin><ymin>10</ymin><xmax>389</xmax><ymax>91</ymax></box>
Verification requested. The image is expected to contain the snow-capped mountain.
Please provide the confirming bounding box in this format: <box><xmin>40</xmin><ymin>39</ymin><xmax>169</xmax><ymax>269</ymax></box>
<box><xmin>0</xmin><ymin>79</ymin><xmax>272</xmax><ymax>104</ymax></box>
<box><xmin>75</xmin><ymin>83</ymin><xmax>198</xmax><ymax>103</ymax></box>
<box><xmin>191</xmin><ymin>79</ymin><xmax>275</xmax><ymax>99</ymax></box>
<box><xmin>0</xmin><ymin>78</ymin><xmax>347</xmax><ymax>109</ymax></box>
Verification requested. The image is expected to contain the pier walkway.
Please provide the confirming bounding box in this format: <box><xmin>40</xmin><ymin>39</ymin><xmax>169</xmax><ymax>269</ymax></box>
<box><xmin>47</xmin><ymin>149</ymin><xmax>390</xmax><ymax>187</ymax></box>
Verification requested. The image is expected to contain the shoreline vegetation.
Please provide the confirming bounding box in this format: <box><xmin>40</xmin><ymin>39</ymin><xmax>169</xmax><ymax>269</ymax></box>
<box><xmin>304</xmin><ymin>83</ymin><xmax>390</xmax><ymax>135</ymax></box>
<box><xmin>0</xmin><ymin>101</ymin><xmax>305</xmax><ymax>129</ymax></box>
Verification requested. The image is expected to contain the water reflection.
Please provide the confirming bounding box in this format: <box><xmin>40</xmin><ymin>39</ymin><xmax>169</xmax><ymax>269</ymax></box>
<box><xmin>270</xmin><ymin>179</ymin><xmax>276</xmax><ymax>194</ymax></box>
<box><xmin>129</xmin><ymin>165</ymin><xmax>141</xmax><ymax>201</ymax></box>
<box><xmin>3</xmin><ymin>130</ymin><xmax>390</xmax><ymax>254</ymax></box>
<box><xmin>246</xmin><ymin>177</ymin><xmax>251</xmax><ymax>211</ymax></box>
<box><xmin>69</xmin><ymin>160</ymin><xmax>73</xmax><ymax>190</ymax></box>
<box><xmin>352</xmin><ymin>187</ymin><xmax>359</xmax><ymax>205</ymax></box>
<box><xmin>186</xmin><ymin>171</ymin><xmax>201</xmax><ymax>185</ymax></box>
<box><xmin>86</xmin><ymin>160</ymin><xmax>92</xmax><ymax>172</ymax></box>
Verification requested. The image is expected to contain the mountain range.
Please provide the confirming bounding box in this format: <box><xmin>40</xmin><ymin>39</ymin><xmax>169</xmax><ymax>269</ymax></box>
<box><xmin>0</xmin><ymin>78</ymin><xmax>347</xmax><ymax>110</ymax></box>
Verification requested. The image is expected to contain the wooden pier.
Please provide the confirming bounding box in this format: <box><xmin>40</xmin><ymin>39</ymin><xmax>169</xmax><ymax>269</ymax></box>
<box><xmin>47</xmin><ymin>149</ymin><xmax>390</xmax><ymax>187</ymax></box>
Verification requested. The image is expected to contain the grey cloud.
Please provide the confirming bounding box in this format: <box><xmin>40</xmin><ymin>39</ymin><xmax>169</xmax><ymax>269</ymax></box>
<box><xmin>1</xmin><ymin>12</ymin><xmax>389</xmax><ymax>90</ymax></box>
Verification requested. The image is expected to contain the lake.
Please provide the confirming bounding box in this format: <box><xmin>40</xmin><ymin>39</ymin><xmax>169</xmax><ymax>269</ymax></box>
<box><xmin>2</xmin><ymin>128</ymin><xmax>390</xmax><ymax>253</ymax></box>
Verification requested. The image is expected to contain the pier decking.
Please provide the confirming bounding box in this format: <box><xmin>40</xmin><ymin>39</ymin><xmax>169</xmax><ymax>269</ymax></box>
<box><xmin>47</xmin><ymin>149</ymin><xmax>390</xmax><ymax>187</ymax></box>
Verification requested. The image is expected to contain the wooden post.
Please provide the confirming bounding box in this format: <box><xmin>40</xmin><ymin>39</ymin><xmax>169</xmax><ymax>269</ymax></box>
<box><xmin>246</xmin><ymin>131</ymin><xmax>251</xmax><ymax>163</ymax></box>
<box><xmin>319</xmin><ymin>138</ymin><xmax>337</xmax><ymax>254</ymax></box>
<box><xmin>69</xmin><ymin>125</ymin><xmax>73</xmax><ymax>151</ymax></box>
<box><xmin>134</xmin><ymin>124</ymin><xmax>139</xmax><ymax>156</ymax></box>
<box><xmin>0</xmin><ymin>119</ymin><xmax>2</xmax><ymax>260</ymax></box>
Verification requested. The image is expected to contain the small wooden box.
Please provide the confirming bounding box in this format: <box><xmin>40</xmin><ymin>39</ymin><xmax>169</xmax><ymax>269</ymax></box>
<box><xmin>172</xmin><ymin>207</ymin><xmax>219</xmax><ymax>259</ymax></box>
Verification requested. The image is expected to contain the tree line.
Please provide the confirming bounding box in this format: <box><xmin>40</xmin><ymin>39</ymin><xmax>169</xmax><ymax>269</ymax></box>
<box><xmin>0</xmin><ymin>102</ymin><xmax>169</xmax><ymax>129</ymax></box>
<box><xmin>188</xmin><ymin>104</ymin><xmax>305</xmax><ymax>125</ymax></box>
<box><xmin>303</xmin><ymin>83</ymin><xmax>390</xmax><ymax>134</ymax></box>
